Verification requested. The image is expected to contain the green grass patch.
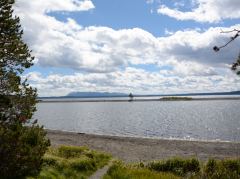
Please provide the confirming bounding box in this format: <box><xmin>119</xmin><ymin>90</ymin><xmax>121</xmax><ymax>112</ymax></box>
<box><xmin>28</xmin><ymin>145</ymin><xmax>111</xmax><ymax>179</ymax></box>
<box><xmin>104</xmin><ymin>158</ymin><xmax>240</xmax><ymax>179</ymax></box>
<box><xmin>103</xmin><ymin>161</ymin><xmax>180</xmax><ymax>179</ymax></box>
<box><xmin>57</xmin><ymin>145</ymin><xmax>87</xmax><ymax>158</ymax></box>
<box><xmin>28</xmin><ymin>145</ymin><xmax>240</xmax><ymax>179</ymax></box>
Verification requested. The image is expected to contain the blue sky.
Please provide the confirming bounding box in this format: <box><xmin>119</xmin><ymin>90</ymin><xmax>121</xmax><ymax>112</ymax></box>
<box><xmin>15</xmin><ymin>0</ymin><xmax>240</xmax><ymax>96</ymax></box>
<box><xmin>49</xmin><ymin>0</ymin><xmax>186</xmax><ymax>36</ymax></box>
<box><xmin>49</xmin><ymin>0</ymin><xmax>240</xmax><ymax>36</ymax></box>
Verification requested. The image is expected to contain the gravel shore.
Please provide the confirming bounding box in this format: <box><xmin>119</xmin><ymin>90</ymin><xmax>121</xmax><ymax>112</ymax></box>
<box><xmin>47</xmin><ymin>130</ymin><xmax>240</xmax><ymax>162</ymax></box>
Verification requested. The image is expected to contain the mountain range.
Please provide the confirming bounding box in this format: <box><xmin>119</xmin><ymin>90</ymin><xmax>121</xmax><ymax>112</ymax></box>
<box><xmin>39</xmin><ymin>91</ymin><xmax>240</xmax><ymax>98</ymax></box>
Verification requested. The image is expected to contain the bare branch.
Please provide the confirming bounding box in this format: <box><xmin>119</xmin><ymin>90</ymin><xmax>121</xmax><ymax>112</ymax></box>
<box><xmin>213</xmin><ymin>29</ymin><xmax>240</xmax><ymax>52</ymax></box>
<box><xmin>220</xmin><ymin>29</ymin><xmax>240</xmax><ymax>34</ymax></box>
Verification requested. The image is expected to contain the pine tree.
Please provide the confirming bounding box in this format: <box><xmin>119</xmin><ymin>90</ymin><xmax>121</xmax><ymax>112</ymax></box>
<box><xmin>231</xmin><ymin>53</ymin><xmax>240</xmax><ymax>75</ymax></box>
<box><xmin>0</xmin><ymin>0</ymin><xmax>36</xmax><ymax>122</ymax></box>
<box><xmin>0</xmin><ymin>0</ymin><xmax>50</xmax><ymax>177</ymax></box>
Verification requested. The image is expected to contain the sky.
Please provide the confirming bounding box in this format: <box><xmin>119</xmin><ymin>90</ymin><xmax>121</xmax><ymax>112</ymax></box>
<box><xmin>14</xmin><ymin>0</ymin><xmax>240</xmax><ymax>97</ymax></box>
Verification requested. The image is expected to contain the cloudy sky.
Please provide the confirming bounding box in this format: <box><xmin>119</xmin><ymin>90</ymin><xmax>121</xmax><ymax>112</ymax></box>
<box><xmin>14</xmin><ymin>0</ymin><xmax>240</xmax><ymax>97</ymax></box>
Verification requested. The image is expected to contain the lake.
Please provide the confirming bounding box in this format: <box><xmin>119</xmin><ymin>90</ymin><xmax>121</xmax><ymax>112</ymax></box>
<box><xmin>34</xmin><ymin>99</ymin><xmax>240</xmax><ymax>142</ymax></box>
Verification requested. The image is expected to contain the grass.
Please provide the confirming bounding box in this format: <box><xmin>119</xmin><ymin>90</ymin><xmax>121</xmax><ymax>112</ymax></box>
<box><xmin>104</xmin><ymin>158</ymin><xmax>240</xmax><ymax>179</ymax></box>
<box><xmin>28</xmin><ymin>145</ymin><xmax>111</xmax><ymax>179</ymax></box>
<box><xmin>160</xmin><ymin>97</ymin><xmax>193</xmax><ymax>101</ymax></box>
<box><xmin>103</xmin><ymin>161</ymin><xmax>180</xmax><ymax>179</ymax></box>
<box><xmin>27</xmin><ymin>145</ymin><xmax>240</xmax><ymax>179</ymax></box>
<box><xmin>203</xmin><ymin>158</ymin><xmax>240</xmax><ymax>179</ymax></box>
<box><xmin>147</xmin><ymin>158</ymin><xmax>200</xmax><ymax>176</ymax></box>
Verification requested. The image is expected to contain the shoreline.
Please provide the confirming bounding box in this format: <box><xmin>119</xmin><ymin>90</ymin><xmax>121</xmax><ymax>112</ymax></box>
<box><xmin>46</xmin><ymin>129</ymin><xmax>240</xmax><ymax>162</ymax></box>
<box><xmin>47</xmin><ymin>128</ymin><xmax>239</xmax><ymax>143</ymax></box>
<box><xmin>39</xmin><ymin>97</ymin><xmax>240</xmax><ymax>103</ymax></box>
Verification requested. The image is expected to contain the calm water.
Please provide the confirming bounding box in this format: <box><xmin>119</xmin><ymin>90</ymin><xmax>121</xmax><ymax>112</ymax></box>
<box><xmin>34</xmin><ymin>100</ymin><xmax>240</xmax><ymax>142</ymax></box>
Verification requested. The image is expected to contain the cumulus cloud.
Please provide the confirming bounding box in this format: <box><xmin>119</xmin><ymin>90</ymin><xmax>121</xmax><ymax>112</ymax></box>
<box><xmin>15</xmin><ymin>0</ymin><xmax>95</xmax><ymax>14</ymax></box>
<box><xmin>14</xmin><ymin>0</ymin><xmax>240</xmax><ymax>73</ymax></box>
<box><xmin>14</xmin><ymin>0</ymin><xmax>240</xmax><ymax>95</ymax></box>
<box><xmin>24</xmin><ymin>67</ymin><xmax>240</xmax><ymax>96</ymax></box>
<box><xmin>157</xmin><ymin>0</ymin><xmax>240</xmax><ymax>23</ymax></box>
<box><xmin>165</xmin><ymin>60</ymin><xmax>218</xmax><ymax>77</ymax></box>
<box><xmin>158</xmin><ymin>26</ymin><xmax>240</xmax><ymax>66</ymax></box>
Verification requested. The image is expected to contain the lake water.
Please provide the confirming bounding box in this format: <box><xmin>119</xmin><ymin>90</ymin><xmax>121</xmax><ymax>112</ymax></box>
<box><xmin>34</xmin><ymin>99</ymin><xmax>240</xmax><ymax>142</ymax></box>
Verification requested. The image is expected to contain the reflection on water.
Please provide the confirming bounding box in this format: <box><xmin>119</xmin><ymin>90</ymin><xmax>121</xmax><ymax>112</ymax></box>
<box><xmin>34</xmin><ymin>100</ymin><xmax>240</xmax><ymax>142</ymax></box>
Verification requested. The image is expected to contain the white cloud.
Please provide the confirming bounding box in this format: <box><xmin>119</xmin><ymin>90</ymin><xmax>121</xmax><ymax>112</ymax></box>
<box><xmin>165</xmin><ymin>60</ymin><xmax>218</xmax><ymax>77</ymax></box>
<box><xmin>25</xmin><ymin>67</ymin><xmax>240</xmax><ymax>97</ymax></box>
<box><xmin>15</xmin><ymin>0</ymin><xmax>94</xmax><ymax>14</ymax></box>
<box><xmin>157</xmin><ymin>26</ymin><xmax>240</xmax><ymax>66</ymax></box>
<box><xmin>146</xmin><ymin>0</ymin><xmax>154</xmax><ymax>4</ymax></box>
<box><xmin>14</xmin><ymin>0</ymin><xmax>240</xmax><ymax>73</ymax></box>
<box><xmin>14</xmin><ymin>0</ymin><xmax>240</xmax><ymax>95</ymax></box>
<box><xmin>157</xmin><ymin>0</ymin><xmax>240</xmax><ymax>23</ymax></box>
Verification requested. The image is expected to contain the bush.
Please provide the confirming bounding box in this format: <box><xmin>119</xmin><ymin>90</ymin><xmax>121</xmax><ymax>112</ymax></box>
<box><xmin>222</xmin><ymin>159</ymin><xmax>240</xmax><ymax>174</ymax></box>
<box><xmin>0</xmin><ymin>123</ymin><xmax>50</xmax><ymax>178</ymax></box>
<box><xmin>204</xmin><ymin>159</ymin><xmax>240</xmax><ymax>179</ymax></box>
<box><xmin>147</xmin><ymin>158</ymin><xmax>200</xmax><ymax>176</ymax></box>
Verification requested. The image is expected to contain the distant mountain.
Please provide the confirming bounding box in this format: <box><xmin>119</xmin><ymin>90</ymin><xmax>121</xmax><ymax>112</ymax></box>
<box><xmin>67</xmin><ymin>91</ymin><xmax>240</xmax><ymax>97</ymax></box>
<box><xmin>38</xmin><ymin>91</ymin><xmax>240</xmax><ymax>98</ymax></box>
<box><xmin>67</xmin><ymin>92</ymin><xmax>127</xmax><ymax>98</ymax></box>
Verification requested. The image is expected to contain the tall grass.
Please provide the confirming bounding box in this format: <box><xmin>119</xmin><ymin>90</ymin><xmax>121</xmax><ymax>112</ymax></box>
<box><xmin>203</xmin><ymin>158</ymin><xmax>240</xmax><ymax>179</ymax></box>
<box><xmin>28</xmin><ymin>145</ymin><xmax>111</xmax><ymax>179</ymax></box>
<box><xmin>27</xmin><ymin>145</ymin><xmax>240</xmax><ymax>179</ymax></box>
<box><xmin>104</xmin><ymin>158</ymin><xmax>240</xmax><ymax>179</ymax></box>
<box><xmin>104</xmin><ymin>161</ymin><xmax>180</xmax><ymax>179</ymax></box>
<box><xmin>147</xmin><ymin>158</ymin><xmax>200</xmax><ymax>176</ymax></box>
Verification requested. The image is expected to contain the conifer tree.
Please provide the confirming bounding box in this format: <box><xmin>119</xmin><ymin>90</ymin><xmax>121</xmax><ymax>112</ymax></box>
<box><xmin>0</xmin><ymin>0</ymin><xmax>50</xmax><ymax>177</ymax></box>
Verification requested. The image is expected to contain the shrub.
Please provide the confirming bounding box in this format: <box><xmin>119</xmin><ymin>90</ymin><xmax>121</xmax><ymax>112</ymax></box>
<box><xmin>0</xmin><ymin>123</ymin><xmax>50</xmax><ymax>178</ymax></box>
<box><xmin>204</xmin><ymin>159</ymin><xmax>240</xmax><ymax>179</ymax></box>
<box><xmin>222</xmin><ymin>159</ymin><xmax>240</xmax><ymax>174</ymax></box>
<box><xmin>147</xmin><ymin>158</ymin><xmax>200</xmax><ymax>176</ymax></box>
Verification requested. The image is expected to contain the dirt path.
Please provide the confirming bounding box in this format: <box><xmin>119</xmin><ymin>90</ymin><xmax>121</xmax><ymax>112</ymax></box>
<box><xmin>47</xmin><ymin>130</ymin><xmax>240</xmax><ymax>162</ymax></box>
<box><xmin>89</xmin><ymin>160</ymin><xmax>112</xmax><ymax>179</ymax></box>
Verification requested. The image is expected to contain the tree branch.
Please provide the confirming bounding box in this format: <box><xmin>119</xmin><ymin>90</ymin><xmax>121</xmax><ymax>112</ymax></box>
<box><xmin>213</xmin><ymin>29</ymin><xmax>240</xmax><ymax>52</ymax></box>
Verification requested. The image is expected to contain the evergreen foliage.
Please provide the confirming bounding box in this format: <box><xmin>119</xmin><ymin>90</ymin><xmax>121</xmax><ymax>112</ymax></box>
<box><xmin>0</xmin><ymin>0</ymin><xmax>50</xmax><ymax>178</ymax></box>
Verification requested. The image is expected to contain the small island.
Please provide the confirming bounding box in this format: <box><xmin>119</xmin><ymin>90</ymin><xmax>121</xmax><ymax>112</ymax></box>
<box><xmin>160</xmin><ymin>96</ymin><xmax>193</xmax><ymax>101</ymax></box>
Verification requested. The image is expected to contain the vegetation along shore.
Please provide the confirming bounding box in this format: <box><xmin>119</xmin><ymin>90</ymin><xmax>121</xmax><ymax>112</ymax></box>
<box><xmin>28</xmin><ymin>129</ymin><xmax>239</xmax><ymax>178</ymax></box>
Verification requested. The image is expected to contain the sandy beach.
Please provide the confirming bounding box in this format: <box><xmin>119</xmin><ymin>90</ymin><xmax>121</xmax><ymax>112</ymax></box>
<box><xmin>47</xmin><ymin>130</ymin><xmax>240</xmax><ymax>162</ymax></box>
